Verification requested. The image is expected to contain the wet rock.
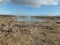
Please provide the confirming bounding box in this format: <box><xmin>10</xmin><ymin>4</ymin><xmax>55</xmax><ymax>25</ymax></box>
<box><xmin>6</xmin><ymin>43</ymin><xmax>8</xmax><ymax>45</ymax></box>
<box><xmin>2</xmin><ymin>24</ymin><xmax>5</xmax><ymax>27</ymax></box>
<box><xmin>40</xmin><ymin>25</ymin><xmax>54</xmax><ymax>30</ymax></box>
<box><xmin>56</xmin><ymin>22</ymin><xmax>60</xmax><ymax>24</ymax></box>
<box><xmin>6</xmin><ymin>28</ymin><xmax>12</xmax><ymax>33</ymax></box>
<box><xmin>13</xmin><ymin>24</ymin><xmax>25</xmax><ymax>27</ymax></box>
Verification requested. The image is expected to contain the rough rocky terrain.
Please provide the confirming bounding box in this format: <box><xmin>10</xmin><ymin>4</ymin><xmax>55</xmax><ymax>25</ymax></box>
<box><xmin>0</xmin><ymin>16</ymin><xmax>60</xmax><ymax>45</ymax></box>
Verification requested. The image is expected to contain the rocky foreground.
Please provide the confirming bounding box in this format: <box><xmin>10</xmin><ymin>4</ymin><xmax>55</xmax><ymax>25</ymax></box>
<box><xmin>0</xmin><ymin>16</ymin><xmax>60</xmax><ymax>45</ymax></box>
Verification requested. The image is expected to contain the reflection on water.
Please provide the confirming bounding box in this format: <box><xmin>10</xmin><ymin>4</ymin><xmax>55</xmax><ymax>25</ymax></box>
<box><xmin>16</xmin><ymin>16</ymin><xmax>46</xmax><ymax>22</ymax></box>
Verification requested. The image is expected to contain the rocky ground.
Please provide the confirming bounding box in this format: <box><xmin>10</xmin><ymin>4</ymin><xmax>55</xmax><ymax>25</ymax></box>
<box><xmin>0</xmin><ymin>16</ymin><xmax>60</xmax><ymax>45</ymax></box>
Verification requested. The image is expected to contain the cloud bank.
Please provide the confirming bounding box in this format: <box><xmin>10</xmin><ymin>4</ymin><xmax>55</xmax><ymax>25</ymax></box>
<box><xmin>1</xmin><ymin>0</ymin><xmax>60</xmax><ymax>7</ymax></box>
<box><xmin>9</xmin><ymin>0</ymin><xmax>60</xmax><ymax>7</ymax></box>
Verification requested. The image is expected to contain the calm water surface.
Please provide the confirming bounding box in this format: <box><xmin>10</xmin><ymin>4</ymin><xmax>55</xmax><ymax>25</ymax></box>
<box><xmin>16</xmin><ymin>16</ymin><xmax>46</xmax><ymax>22</ymax></box>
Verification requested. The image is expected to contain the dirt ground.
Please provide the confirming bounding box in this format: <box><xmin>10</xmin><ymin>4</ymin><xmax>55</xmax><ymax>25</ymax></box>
<box><xmin>0</xmin><ymin>16</ymin><xmax>60</xmax><ymax>45</ymax></box>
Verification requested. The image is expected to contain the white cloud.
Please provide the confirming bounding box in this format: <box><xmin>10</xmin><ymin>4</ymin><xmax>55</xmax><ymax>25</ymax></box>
<box><xmin>0</xmin><ymin>0</ymin><xmax>3</xmax><ymax>3</ymax></box>
<box><xmin>2</xmin><ymin>0</ymin><xmax>60</xmax><ymax>7</ymax></box>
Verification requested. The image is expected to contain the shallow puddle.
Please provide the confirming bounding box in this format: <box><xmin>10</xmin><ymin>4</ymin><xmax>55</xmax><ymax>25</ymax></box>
<box><xmin>16</xmin><ymin>16</ymin><xmax>47</xmax><ymax>22</ymax></box>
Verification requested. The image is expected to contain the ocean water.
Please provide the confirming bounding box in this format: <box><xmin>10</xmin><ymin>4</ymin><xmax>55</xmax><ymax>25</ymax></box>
<box><xmin>16</xmin><ymin>16</ymin><xmax>46</xmax><ymax>22</ymax></box>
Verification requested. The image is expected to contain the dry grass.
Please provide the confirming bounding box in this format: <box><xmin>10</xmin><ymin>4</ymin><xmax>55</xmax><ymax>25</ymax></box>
<box><xmin>0</xmin><ymin>15</ymin><xmax>60</xmax><ymax>45</ymax></box>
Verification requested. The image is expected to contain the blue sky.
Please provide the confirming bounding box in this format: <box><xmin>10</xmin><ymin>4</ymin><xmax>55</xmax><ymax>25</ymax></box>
<box><xmin>0</xmin><ymin>0</ymin><xmax>60</xmax><ymax>16</ymax></box>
